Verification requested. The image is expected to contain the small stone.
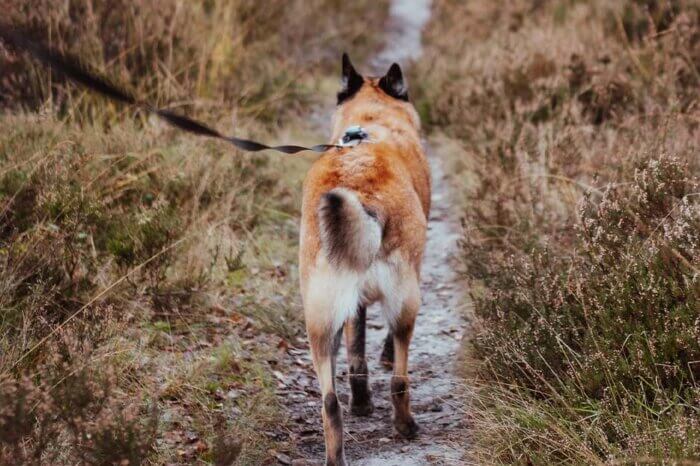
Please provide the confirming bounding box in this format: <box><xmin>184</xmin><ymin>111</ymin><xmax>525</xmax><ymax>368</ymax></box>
<box><xmin>274</xmin><ymin>452</ymin><xmax>292</xmax><ymax>465</ymax></box>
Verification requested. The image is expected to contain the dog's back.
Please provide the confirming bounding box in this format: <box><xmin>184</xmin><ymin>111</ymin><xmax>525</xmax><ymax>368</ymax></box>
<box><xmin>299</xmin><ymin>54</ymin><xmax>430</xmax><ymax>465</ymax></box>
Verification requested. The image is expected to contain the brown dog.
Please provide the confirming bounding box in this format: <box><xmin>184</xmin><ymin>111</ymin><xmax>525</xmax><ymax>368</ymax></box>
<box><xmin>298</xmin><ymin>54</ymin><xmax>430</xmax><ymax>465</ymax></box>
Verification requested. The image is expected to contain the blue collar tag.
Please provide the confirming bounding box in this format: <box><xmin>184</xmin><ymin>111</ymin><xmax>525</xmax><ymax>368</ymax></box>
<box><xmin>338</xmin><ymin>125</ymin><xmax>369</xmax><ymax>147</ymax></box>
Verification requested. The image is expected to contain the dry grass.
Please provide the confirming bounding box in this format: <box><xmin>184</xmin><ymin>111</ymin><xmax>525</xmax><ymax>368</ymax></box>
<box><xmin>0</xmin><ymin>1</ymin><xmax>389</xmax><ymax>464</ymax></box>
<box><xmin>1</xmin><ymin>0</ymin><xmax>387</xmax><ymax>123</ymax></box>
<box><xmin>414</xmin><ymin>0</ymin><xmax>700</xmax><ymax>463</ymax></box>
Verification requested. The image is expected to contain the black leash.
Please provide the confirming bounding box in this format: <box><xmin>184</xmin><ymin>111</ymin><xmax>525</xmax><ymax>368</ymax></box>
<box><xmin>0</xmin><ymin>24</ymin><xmax>342</xmax><ymax>155</ymax></box>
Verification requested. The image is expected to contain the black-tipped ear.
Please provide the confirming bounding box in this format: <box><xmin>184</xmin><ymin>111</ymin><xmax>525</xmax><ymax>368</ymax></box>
<box><xmin>337</xmin><ymin>53</ymin><xmax>364</xmax><ymax>105</ymax></box>
<box><xmin>378</xmin><ymin>63</ymin><xmax>408</xmax><ymax>101</ymax></box>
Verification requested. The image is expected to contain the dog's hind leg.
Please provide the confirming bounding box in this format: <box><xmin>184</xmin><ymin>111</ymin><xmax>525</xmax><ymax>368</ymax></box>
<box><xmin>390</xmin><ymin>290</ymin><xmax>420</xmax><ymax>439</ymax></box>
<box><xmin>345</xmin><ymin>304</ymin><xmax>373</xmax><ymax>416</ymax></box>
<box><xmin>380</xmin><ymin>331</ymin><xmax>394</xmax><ymax>369</ymax></box>
<box><xmin>308</xmin><ymin>322</ymin><xmax>346</xmax><ymax>466</ymax></box>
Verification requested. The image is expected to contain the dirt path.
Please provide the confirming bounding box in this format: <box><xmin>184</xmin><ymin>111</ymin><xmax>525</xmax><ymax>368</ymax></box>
<box><xmin>280</xmin><ymin>2</ymin><xmax>469</xmax><ymax>464</ymax></box>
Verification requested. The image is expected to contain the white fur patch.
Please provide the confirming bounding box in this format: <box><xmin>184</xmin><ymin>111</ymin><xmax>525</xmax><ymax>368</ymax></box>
<box><xmin>304</xmin><ymin>250</ymin><xmax>419</xmax><ymax>334</ymax></box>
<box><xmin>306</xmin><ymin>256</ymin><xmax>362</xmax><ymax>333</ymax></box>
<box><xmin>362</xmin><ymin>250</ymin><xmax>419</xmax><ymax>325</ymax></box>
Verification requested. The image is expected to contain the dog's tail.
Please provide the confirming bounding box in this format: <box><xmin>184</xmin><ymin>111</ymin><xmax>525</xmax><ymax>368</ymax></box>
<box><xmin>318</xmin><ymin>188</ymin><xmax>382</xmax><ymax>270</ymax></box>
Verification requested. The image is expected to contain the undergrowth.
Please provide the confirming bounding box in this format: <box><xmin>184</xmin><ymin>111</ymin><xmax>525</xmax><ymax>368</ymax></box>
<box><xmin>0</xmin><ymin>1</ymin><xmax>389</xmax><ymax>464</ymax></box>
<box><xmin>1</xmin><ymin>0</ymin><xmax>387</xmax><ymax>125</ymax></box>
<box><xmin>415</xmin><ymin>0</ymin><xmax>700</xmax><ymax>463</ymax></box>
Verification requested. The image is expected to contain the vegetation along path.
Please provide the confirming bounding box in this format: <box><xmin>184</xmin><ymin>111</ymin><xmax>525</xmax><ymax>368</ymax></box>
<box><xmin>279</xmin><ymin>1</ymin><xmax>470</xmax><ymax>464</ymax></box>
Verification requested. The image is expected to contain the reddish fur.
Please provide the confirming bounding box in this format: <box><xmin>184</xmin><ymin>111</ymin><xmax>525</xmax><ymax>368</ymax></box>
<box><xmin>300</xmin><ymin>80</ymin><xmax>430</xmax><ymax>291</ymax></box>
<box><xmin>299</xmin><ymin>72</ymin><xmax>430</xmax><ymax>464</ymax></box>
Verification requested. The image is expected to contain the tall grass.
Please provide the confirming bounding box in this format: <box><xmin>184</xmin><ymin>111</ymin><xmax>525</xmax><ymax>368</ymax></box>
<box><xmin>1</xmin><ymin>0</ymin><xmax>388</xmax><ymax>123</ymax></box>
<box><xmin>414</xmin><ymin>0</ymin><xmax>700</xmax><ymax>463</ymax></box>
<box><xmin>0</xmin><ymin>1</ymin><xmax>389</xmax><ymax>463</ymax></box>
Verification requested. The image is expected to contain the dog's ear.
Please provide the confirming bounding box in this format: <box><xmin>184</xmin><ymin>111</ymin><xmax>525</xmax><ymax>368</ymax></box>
<box><xmin>378</xmin><ymin>63</ymin><xmax>408</xmax><ymax>101</ymax></box>
<box><xmin>337</xmin><ymin>53</ymin><xmax>363</xmax><ymax>105</ymax></box>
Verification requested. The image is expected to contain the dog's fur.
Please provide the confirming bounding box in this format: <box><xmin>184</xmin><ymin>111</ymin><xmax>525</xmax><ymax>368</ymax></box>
<box><xmin>299</xmin><ymin>54</ymin><xmax>430</xmax><ymax>465</ymax></box>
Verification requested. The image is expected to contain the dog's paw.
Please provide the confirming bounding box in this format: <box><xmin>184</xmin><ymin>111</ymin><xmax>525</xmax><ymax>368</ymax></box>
<box><xmin>325</xmin><ymin>454</ymin><xmax>347</xmax><ymax>466</ymax></box>
<box><xmin>350</xmin><ymin>398</ymin><xmax>374</xmax><ymax>416</ymax></box>
<box><xmin>394</xmin><ymin>416</ymin><xmax>420</xmax><ymax>439</ymax></box>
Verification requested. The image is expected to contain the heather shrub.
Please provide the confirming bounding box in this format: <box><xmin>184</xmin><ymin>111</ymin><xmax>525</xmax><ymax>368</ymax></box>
<box><xmin>470</xmin><ymin>154</ymin><xmax>700</xmax><ymax>392</ymax></box>
<box><xmin>0</xmin><ymin>339</ymin><xmax>157</xmax><ymax>465</ymax></box>
<box><xmin>415</xmin><ymin>0</ymin><xmax>700</xmax><ymax>462</ymax></box>
<box><xmin>462</xmin><ymin>155</ymin><xmax>700</xmax><ymax>462</ymax></box>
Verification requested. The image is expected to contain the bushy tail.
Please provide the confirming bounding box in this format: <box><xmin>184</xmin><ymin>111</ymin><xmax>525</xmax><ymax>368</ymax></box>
<box><xmin>318</xmin><ymin>188</ymin><xmax>382</xmax><ymax>270</ymax></box>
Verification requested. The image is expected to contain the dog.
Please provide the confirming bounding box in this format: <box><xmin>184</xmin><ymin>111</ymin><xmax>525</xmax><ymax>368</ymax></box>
<box><xmin>299</xmin><ymin>53</ymin><xmax>430</xmax><ymax>465</ymax></box>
